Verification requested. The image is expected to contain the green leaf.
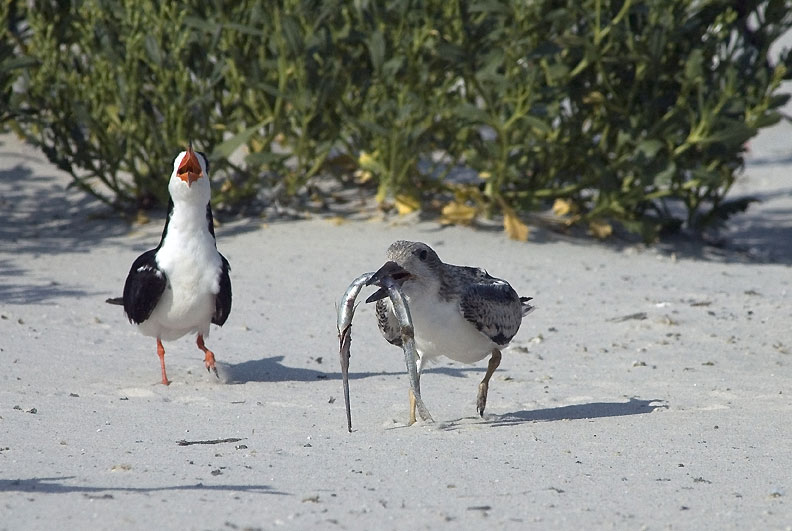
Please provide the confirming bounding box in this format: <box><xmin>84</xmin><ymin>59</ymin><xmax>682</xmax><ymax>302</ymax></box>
<box><xmin>280</xmin><ymin>15</ymin><xmax>303</xmax><ymax>56</ymax></box>
<box><xmin>654</xmin><ymin>161</ymin><xmax>677</xmax><ymax>187</ymax></box>
<box><xmin>144</xmin><ymin>35</ymin><xmax>162</xmax><ymax>66</ymax></box>
<box><xmin>523</xmin><ymin>115</ymin><xmax>551</xmax><ymax>134</ymax></box>
<box><xmin>753</xmin><ymin>111</ymin><xmax>782</xmax><ymax>129</ymax></box>
<box><xmin>257</xmin><ymin>82</ymin><xmax>287</xmax><ymax>100</ymax></box>
<box><xmin>210</xmin><ymin>123</ymin><xmax>265</xmax><ymax>160</ymax></box>
<box><xmin>244</xmin><ymin>151</ymin><xmax>290</xmax><ymax>166</ymax></box>
<box><xmin>701</xmin><ymin>123</ymin><xmax>755</xmax><ymax>147</ymax></box>
<box><xmin>382</xmin><ymin>56</ymin><xmax>404</xmax><ymax>79</ymax></box>
<box><xmin>368</xmin><ymin>30</ymin><xmax>385</xmax><ymax>72</ymax></box>
<box><xmin>637</xmin><ymin>139</ymin><xmax>663</xmax><ymax>158</ymax></box>
<box><xmin>223</xmin><ymin>23</ymin><xmax>266</xmax><ymax>37</ymax></box>
<box><xmin>358</xmin><ymin>119</ymin><xmax>389</xmax><ymax>136</ymax></box>
<box><xmin>768</xmin><ymin>93</ymin><xmax>790</xmax><ymax>109</ymax></box>
<box><xmin>454</xmin><ymin>103</ymin><xmax>489</xmax><ymax>123</ymax></box>
<box><xmin>0</xmin><ymin>55</ymin><xmax>38</xmax><ymax>72</ymax></box>
<box><xmin>684</xmin><ymin>49</ymin><xmax>703</xmax><ymax>81</ymax></box>
<box><xmin>468</xmin><ymin>1</ymin><xmax>510</xmax><ymax>14</ymax></box>
<box><xmin>182</xmin><ymin>16</ymin><xmax>219</xmax><ymax>32</ymax></box>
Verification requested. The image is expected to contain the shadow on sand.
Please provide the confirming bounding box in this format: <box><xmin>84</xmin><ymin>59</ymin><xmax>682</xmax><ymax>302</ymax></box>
<box><xmin>0</xmin><ymin>477</ymin><xmax>284</xmax><ymax>496</ymax></box>
<box><xmin>223</xmin><ymin>355</ymin><xmax>480</xmax><ymax>383</ymax></box>
<box><xmin>0</xmin><ymin>258</ymin><xmax>96</xmax><ymax>305</ymax></box>
<box><xmin>487</xmin><ymin>397</ymin><xmax>668</xmax><ymax>427</ymax></box>
<box><xmin>0</xmin><ymin>159</ymin><xmax>261</xmax><ymax>257</ymax></box>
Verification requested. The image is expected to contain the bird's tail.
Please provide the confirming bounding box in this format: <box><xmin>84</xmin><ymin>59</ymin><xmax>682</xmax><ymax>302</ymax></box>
<box><xmin>105</xmin><ymin>297</ymin><xmax>124</xmax><ymax>305</ymax></box>
<box><xmin>520</xmin><ymin>296</ymin><xmax>535</xmax><ymax>317</ymax></box>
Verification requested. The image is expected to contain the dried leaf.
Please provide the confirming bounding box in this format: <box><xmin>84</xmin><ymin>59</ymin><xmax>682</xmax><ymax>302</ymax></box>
<box><xmin>440</xmin><ymin>201</ymin><xmax>477</xmax><ymax>225</ymax></box>
<box><xmin>552</xmin><ymin>198</ymin><xmax>575</xmax><ymax>216</ymax></box>
<box><xmin>354</xmin><ymin>169</ymin><xmax>374</xmax><ymax>183</ymax></box>
<box><xmin>395</xmin><ymin>194</ymin><xmax>420</xmax><ymax>215</ymax></box>
<box><xmin>589</xmin><ymin>219</ymin><xmax>613</xmax><ymax>239</ymax></box>
<box><xmin>326</xmin><ymin>216</ymin><xmax>346</xmax><ymax>226</ymax></box>
<box><xmin>583</xmin><ymin>91</ymin><xmax>605</xmax><ymax>104</ymax></box>
<box><xmin>503</xmin><ymin>207</ymin><xmax>530</xmax><ymax>241</ymax></box>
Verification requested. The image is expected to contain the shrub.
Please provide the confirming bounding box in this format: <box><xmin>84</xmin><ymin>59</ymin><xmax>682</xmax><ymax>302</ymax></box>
<box><xmin>3</xmin><ymin>0</ymin><xmax>791</xmax><ymax>239</ymax></box>
<box><xmin>448</xmin><ymin>0</ymin><xmax>792</xmax><ymax>239</ymax></box>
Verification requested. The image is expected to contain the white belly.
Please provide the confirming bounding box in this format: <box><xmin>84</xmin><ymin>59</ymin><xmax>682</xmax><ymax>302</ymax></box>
<box><xmin>403</xmin><ymin>294</ymin><xmax>495</xmax><ymax>365</ymax></box>
<box><xmin>140</xmin><ymin>231</ymin><xmax>221</xmax><ymax>341</ymax></box>
<box><xmin>140</xmin><ymin>285</ymin><xmax>216</xmax><ymax>341</ymax></box>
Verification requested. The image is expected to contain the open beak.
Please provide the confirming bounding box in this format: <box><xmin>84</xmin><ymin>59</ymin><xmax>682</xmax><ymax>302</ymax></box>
<box><xmin>365</xmin><ymin>261</ymin><xmax>412</xmax><ymax>303</ymax></box>
<box><xmin>177</xmin><ymin>144</ymin><xmax>203</xmax><ymax>186</ymax></box>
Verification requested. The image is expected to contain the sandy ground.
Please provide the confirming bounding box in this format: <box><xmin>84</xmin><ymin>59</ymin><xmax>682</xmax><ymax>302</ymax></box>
<box><xmin>2</xmin><ymin>110</ymin><xmax>792</xmax><ymax>530</ymax></box>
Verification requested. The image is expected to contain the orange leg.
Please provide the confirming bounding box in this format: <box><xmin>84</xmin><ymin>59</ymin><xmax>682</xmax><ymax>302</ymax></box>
<box><xmin>196</xmin><ymin>334</ymin><xmax>219</xmax><ymax>378</ymax></box>
<box><xmin>156</xmin><ymin>338</ymin><xmax>170</xmax><ymax>386</ymax></box>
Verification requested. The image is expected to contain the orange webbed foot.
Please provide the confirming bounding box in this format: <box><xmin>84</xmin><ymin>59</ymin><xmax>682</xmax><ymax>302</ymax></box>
<box><xmin>196</xmin><ymin>334</ymin><xmax>219</xmax><ymax>379</ymax></box>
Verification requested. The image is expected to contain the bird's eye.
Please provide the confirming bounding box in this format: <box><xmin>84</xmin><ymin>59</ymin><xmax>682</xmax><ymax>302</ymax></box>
<box><xmin>418</xmin><ymin>249</ymin><xmax>428</xmax><ymax>261</ymax></box>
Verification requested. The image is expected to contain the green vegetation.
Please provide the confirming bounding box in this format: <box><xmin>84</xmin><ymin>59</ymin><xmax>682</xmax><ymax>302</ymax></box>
<box><xmin>2</xmin><ymin>0</ymin><xmax>791</xmax><ymax>240</ymax></box>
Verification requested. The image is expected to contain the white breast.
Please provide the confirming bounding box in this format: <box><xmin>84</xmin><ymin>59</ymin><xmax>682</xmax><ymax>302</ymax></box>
<box><xmin>141</xmin><ymin>224</ymin><xmax>221</xmax><ymax>341</ymax></box>
<box><xmin>400</xmin><ymin>290</ymin><xmax>495</xmax><ymax>365</ymax></box>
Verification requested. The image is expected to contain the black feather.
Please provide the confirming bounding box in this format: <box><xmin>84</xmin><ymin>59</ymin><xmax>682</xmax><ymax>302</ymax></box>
<box><xmin>206</xmin><ymin>203</ymin><xmax>215</xmax><ymax>238</ymax></box>
<box><xmin>213</xmin><ymin>253</ymin><xmax>232</xmax><ymax>326</ymax></box>
<box><xmin>121</xmin><ymin>249</ymin><xmax>167</xmax><ymax>324</ymax></box>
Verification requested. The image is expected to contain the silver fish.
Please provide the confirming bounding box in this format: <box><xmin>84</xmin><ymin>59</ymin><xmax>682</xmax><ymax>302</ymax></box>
<box><xmin>336</xmin><ymin>272</ymin><xmax>433</xmax><ymax>431</ymax></box>
<box><xmin>337</xmin><ymin>272</ymin><xmax>374</xmax><ymax>433</ymax></box>
<box><xmin>380</xmin><ymin>276</ymin><xmax>433</xmax><ymax>424</ymax></box>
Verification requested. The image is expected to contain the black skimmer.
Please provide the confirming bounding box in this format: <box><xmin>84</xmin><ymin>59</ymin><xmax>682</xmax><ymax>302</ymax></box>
<box><xmin>107</xmin><ymin>146</ymin><xmax>232</xmax><ymax>385</ymax></box>
<box><xmin>366</xmin><ymin>241</ymin><xmax>533</xmax><ymax>423</ymax></box>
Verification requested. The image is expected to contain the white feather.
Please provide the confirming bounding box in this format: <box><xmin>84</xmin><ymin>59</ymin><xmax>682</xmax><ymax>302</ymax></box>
<box><xmin>394</xmin><ymin>282</ymin><xmax>495</xmax><ymax>366</ymax></box>
<box><xmin>137</xmin><ymin>151</ymin><xmax>221</xmax><ymax>341</ymax></box>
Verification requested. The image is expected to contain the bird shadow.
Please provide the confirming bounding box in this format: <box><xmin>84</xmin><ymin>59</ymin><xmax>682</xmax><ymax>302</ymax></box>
<box><xmin>223</xmin><ymin>356</ymin><xmax>482</xmax><ymax>384</ymax></box>
<box><xmin>0</xmin><ymin>476</ymin><xmax>285</xmax><ymax>496</ymax></box>
<box><xmin>488</xmin><ymin>397</ymin><xmax>668</xmax><ymax>427</ymax></box>
<box><xmin>437</xmin><ymin>398</ymin><xmax>667</xmax><ymax>430</ymax></box>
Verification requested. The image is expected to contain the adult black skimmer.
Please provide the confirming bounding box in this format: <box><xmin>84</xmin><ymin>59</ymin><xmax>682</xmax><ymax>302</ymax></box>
<box><xmin>366</xmin><ymin>241</ymin><xmax>533</xmax><ymax>423</ymax></box>
<box><xmin>107</xmin><ymin>146</ymin><xmax>232</xmax><ymax>385</ymax></box>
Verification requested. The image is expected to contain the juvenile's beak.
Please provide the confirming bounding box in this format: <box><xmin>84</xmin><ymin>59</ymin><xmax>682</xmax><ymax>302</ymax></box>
<box><xmin>365</xmin><ymin>261</ymin><xmax>412</xmax><ymax>303</ymax></box>
<box><xmin>177</xmin><ymin>144</ymin><xmax>203</xmax><ymax>186</ymax></box>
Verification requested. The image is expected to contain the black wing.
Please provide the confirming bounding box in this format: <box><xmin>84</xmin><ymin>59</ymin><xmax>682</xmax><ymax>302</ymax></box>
<box><xmin>375</xmin><ymin>299</ymin><xmax>402</xmax><ymax>347</ymax></box>
<box><xmin>212</xmin><ymin>253</ymin><xmax>232</xmax><ymax>326</ymax></box>
<box><xmin>459</xmin><ymin>278</ymin><xmax>524</xmax><ymax>346</ymax></box>
<box><xmin>122</xmin><ymin>249</ymin><xmax>167</xmax><ymax>325</ymax></box>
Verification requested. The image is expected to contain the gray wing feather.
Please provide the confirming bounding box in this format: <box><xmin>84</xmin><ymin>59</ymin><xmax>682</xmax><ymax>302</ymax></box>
<box><xmin>459</xmin><ymin>278</ymin><xmax>524</xmax><ymax>346</ymax></box>
<box><xmin>375</xmin><ymin>299</ymin><xmax>402</xmax><ymax>347</ymax></box>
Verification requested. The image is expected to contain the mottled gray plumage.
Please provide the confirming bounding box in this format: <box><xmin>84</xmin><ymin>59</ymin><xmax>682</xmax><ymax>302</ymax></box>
<box><xmin>367</xmin><ymin>240</ymin><xmax>534</xmax><ymax>419</ymax></box>
<box><xmin>373</xmin><ymin>241</ymin><xmax>532</xmax><ymax>349</ymax></box>
<box><xmin>375</xmin><ymin>298</ymin><xmax>403</xmax><ymax>346</ymax></box>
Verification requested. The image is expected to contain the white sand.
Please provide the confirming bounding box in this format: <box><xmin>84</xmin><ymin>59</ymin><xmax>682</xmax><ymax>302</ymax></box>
<box><xmin>1</xmin><ymin>115</ymin><xmax>791</xmax><ymax>530</ymax></box>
